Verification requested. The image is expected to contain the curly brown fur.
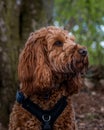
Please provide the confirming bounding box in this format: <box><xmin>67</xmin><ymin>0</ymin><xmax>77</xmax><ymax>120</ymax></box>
<box><xmin>9</xmin><ymin>26</ymin><xmax>88</xmax><ymax>130</ymax></box>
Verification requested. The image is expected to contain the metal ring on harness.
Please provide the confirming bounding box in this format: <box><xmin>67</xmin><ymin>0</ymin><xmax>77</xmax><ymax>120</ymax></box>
<box><xmin>42</xmin><ymin>114</ymin><xmax>51</xmax><ymax>122</ymax></box>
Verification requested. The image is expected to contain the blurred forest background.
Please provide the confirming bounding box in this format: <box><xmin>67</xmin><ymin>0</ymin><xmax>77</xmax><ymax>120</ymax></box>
<box><xmin>0</xmin><ymin>0</ymin><xmax>104</xmax><ymax>129</ymax></box>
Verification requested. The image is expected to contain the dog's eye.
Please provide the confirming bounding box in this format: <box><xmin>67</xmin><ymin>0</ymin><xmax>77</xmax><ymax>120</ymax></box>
<box><xmin>54</xmin><ymin>41</ymin><xmax>63</xmax><ymax>47</ymax></box>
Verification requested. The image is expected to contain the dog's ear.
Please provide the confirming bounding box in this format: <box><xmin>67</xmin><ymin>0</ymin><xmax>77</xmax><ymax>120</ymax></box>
<box><xmin>18</xmin><ymin>29</ymin><xmax>52</xmax><ymax>95</ymax></box>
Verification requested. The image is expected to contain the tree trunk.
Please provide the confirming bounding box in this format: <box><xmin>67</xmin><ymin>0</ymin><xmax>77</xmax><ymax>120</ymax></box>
<box><xmin>0</xmin><ymin>0</ymin><xmax>54</xmax><ymax>127</ymax></box>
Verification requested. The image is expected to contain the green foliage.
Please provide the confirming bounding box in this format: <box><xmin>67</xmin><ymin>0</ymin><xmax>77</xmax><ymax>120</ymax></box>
<box><xmin>55</xmin><ymin>0</ymin><xmax>104</xmax><ymax>65</ymax></box>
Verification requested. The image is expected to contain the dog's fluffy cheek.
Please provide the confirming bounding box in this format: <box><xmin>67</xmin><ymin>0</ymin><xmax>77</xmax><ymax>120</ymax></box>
<box><xmin>48</xmin><ymin>53</ymin><xmax>64</xmax><ymax>72</ymax></box>
<box><xmin>49</xmin><ymin>51</ymin><xmax>74</xmax><ymax>73</ymax></box>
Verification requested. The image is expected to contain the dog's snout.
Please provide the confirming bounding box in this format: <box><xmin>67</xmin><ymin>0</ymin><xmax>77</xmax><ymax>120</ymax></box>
<box><xmin>78</xmin><ymin>48</ymin><xmax>87</xmax><ymax>56</ymax></box>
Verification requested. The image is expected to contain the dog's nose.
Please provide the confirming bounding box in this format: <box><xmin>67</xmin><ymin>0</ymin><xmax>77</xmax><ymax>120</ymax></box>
<box><xmin>78</xmin><ymin>48</ymin><xmax>87</xmax><ymax>56</ymax></box>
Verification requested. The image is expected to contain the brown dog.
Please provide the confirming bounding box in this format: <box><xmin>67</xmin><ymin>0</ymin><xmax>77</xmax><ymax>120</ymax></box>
<box><xmin>9</xmin><ymin>26</ymin><xmax>88</xmax><ymax>130</ymax></box>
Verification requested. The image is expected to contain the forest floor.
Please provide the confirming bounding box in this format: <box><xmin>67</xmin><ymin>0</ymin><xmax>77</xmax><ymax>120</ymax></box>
<box><xmin>0</xmin><ymin>79</ymin><xmax>104</xmax><ymax>130</ymax></box>
<box><xmin>73</xmin><ymin>82</ymin><xmax>104</xmax><ymax>130</ymax></box>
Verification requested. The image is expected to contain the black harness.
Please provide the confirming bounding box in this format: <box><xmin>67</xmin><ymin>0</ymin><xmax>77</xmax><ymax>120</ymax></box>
<box><xmin>16</xmin><ymin>91</ymin><xmax>67</xmax><ymax>130</ymax></box>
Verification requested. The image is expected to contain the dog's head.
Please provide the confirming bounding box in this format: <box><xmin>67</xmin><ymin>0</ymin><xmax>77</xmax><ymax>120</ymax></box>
<box><xmin>18</xmin><ymin>26</ymin><xmax>88</xmax><ymax>95</ymax></box>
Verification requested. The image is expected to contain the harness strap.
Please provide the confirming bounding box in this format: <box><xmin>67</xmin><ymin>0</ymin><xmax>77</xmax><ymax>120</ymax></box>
<box><xmin>16</xmin><ymin>91</ymin><xmax>67</xmax><ymax>130</ymax></box>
